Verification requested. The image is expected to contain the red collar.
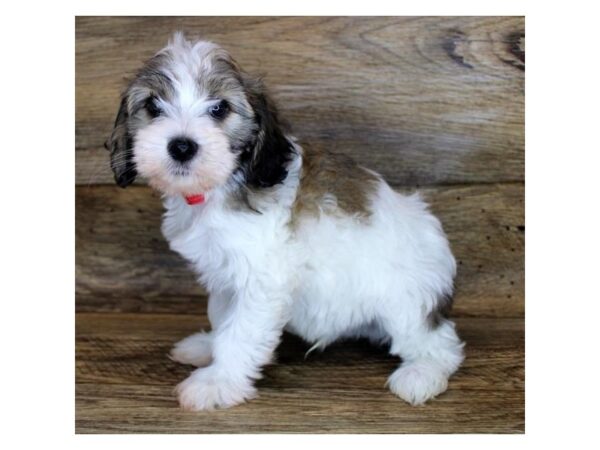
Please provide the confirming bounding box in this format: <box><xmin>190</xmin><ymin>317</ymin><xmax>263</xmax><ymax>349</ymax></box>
<box><xmin>184</xmin><ymin>194</ymin><xmax>205</xmax><ymax>205</ymax></box>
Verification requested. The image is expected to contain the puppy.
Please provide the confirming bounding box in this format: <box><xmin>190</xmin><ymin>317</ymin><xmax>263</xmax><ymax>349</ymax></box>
<box><xmin>106</xmin><ymin>33</ymin><xmax>465</xmax><ymax>411</ymax></box>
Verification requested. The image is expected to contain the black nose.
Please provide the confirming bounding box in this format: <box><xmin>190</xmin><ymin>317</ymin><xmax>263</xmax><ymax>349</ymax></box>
<box><xmin>167</xmin><ymin>137</ymin><xmax>198</xmax><ymax>163</ymax></box>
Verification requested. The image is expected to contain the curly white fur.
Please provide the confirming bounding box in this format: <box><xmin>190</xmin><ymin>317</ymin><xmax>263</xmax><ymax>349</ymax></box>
<box><xmin>164</xmin><ymin>145</ymin><xmax>464</xmax><ymax>410</ymax></box>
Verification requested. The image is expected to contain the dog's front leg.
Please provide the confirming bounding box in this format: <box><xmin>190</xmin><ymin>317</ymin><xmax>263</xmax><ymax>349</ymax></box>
<box><xmin>175</xmin><ymin>282</ymin><xmax>289</xmax><ymax>411</ymax></box>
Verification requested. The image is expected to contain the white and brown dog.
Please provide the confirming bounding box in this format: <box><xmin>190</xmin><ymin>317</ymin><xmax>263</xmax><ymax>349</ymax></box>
<box><xmin>107</xmin><ymin>33</ymin><xmax>464</xmax><ymax>411</ymax></box>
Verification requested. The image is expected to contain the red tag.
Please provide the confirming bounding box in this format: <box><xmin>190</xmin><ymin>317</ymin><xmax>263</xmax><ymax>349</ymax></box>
<box><xmin>184</xmin><ymin>194</ymin><xmax>205</xmax><ymax>205</ymax></box>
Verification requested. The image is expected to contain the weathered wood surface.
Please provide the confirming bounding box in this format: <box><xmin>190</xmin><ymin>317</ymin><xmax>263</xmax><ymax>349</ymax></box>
<box><xmin>75</xmin><ymin>313</ymin><xmax>524</xmax><ymax>433</ymax></box>
<box><xmin>76</xmin><ymin>184</ymin><xmax>524</xmax><ymax>317</ymax></box>
<box><xmin>76</xmin><ymin>16</ymin><xmax>524</xmax><ymax>186</ymax></box>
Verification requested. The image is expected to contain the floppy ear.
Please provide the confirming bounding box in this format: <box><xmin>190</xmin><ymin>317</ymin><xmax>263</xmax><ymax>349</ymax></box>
<box><xmin>105</xmin><ymin>95</ymin><xmax>137</xmax><ymax>188</ymax></box>
<box><xmin>241</xmin><ymin>76</ymin><xmax>293</xmax><ymax>188</ymax></box>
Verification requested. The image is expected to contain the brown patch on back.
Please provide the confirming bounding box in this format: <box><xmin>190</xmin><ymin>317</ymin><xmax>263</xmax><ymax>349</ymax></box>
<box><xmin>292</xmin><ymin>143</ymin><xmax>380</xmax><ymax>223</ymax></box>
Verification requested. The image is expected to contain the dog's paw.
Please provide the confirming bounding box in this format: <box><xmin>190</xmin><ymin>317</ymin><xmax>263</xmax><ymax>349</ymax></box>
<box><xmin>387</xmin><ymin>361</ymin><xmax>449</xmax><ymax>405</ymax></box>
<box><xmin>175</xmin><ymin>368</ymin><xmax>257</xmax><ymax>411</ymax></box>
<box><xmin>169</xmin><ymin>332</ymin><xmax>213</xmax><ymax>367</ymax></box>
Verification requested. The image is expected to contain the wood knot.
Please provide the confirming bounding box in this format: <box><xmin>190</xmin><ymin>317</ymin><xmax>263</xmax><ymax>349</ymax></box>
<box><xmin>442</xmin><ymin>29</ymin><xmax>474</xmax><ymax>69</ymax></box>
<box><xmin>502</xmin><ymin>31</ymin><xmax>525</xmax><ymax>71</ymax></box>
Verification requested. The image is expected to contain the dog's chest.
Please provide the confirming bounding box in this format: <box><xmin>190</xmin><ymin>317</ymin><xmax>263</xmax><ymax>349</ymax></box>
<box><xmin>162</xmin><ymin>198</ymin><xmax>294</xmax><ymax>291</ymax></box>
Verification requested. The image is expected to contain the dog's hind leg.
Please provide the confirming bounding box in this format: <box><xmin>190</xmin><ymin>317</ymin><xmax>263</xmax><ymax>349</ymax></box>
<box><xmin>380</xmin><ymin>303</ymin><xmax>465</xmax><ymax>405</ymax></box>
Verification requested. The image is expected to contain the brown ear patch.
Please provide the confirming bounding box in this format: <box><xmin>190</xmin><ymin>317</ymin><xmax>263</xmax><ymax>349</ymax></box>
<box><xmin>292</xmin><ymin>143</ymin><xmax>380</xmax><ymax>223</ymax></box>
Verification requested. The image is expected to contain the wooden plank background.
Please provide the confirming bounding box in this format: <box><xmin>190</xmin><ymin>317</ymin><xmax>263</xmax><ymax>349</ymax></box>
<box><xmin>76</xmin><ymin>16</ymin><xmax>524</xmax><ymax>187</ymax></box>
<box><xmin>75</xmin><ymin>16</ymin><xmax>525</xmax><ymax>434</ymax></box>
<box><xmin>76</xmin><ymin>314</ymin><xmax>524</xmax><ymax>433</ymax></box>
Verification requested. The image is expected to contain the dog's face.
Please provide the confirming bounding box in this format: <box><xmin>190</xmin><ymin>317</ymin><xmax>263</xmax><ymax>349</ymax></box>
<box><xmin>106</xmin><ymin>33</ymin><xmax>292</xmax><ymax>196</ymax></box>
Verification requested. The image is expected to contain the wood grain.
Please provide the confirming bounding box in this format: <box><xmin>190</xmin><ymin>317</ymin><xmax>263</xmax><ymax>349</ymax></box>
<box><xmin>76</xmin><ymin>183</ymin><xmax>524</xmax><ymax>317</ymax></box>
<box><xmin>76</xmin><ymin>16</ymin><xmax>524</xmax><ymax>186</ymax></box>
<box><xmin>76</xmin><ymin>313</ymin><xmax>524</xmax><ymax>433</ymax></box>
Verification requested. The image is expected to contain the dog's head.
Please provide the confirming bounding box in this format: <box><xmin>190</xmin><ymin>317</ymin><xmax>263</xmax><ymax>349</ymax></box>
<box><xmin>106</xmin><ymin>32</ymin><xmax>293</xmax><ymax>197</ymax></box>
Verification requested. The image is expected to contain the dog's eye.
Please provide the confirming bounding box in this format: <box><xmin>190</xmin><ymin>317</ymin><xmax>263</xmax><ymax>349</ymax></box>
<box><xmin>144</xmin><ymin>96</ymin><xmax>162</xmax><ymax>118</ymax></box>
<box><xmin>209</xmin><ymin>100</ymin><xmax>229</xmax><ymax>120</ymax></box>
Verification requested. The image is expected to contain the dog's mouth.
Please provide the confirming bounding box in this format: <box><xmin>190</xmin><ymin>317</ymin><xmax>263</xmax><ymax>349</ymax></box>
<box><xmin>172</xmin><ymin>167</ymin><xmax>191</xmax><ymax>177</ymax></box>
<box><xmin>165</xmin><ymin>167</ymin><xmax>207</xmax><ymax>205</ymax></box>
<box><xmin>167</xmin><ymin>159</ymin><xmax>193</xmax><ymax>178</ymax></box>
<box><xmin>168</xmin><ymin>168</ymin><xmax>206</xmax><ymax>205</ymax></box>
